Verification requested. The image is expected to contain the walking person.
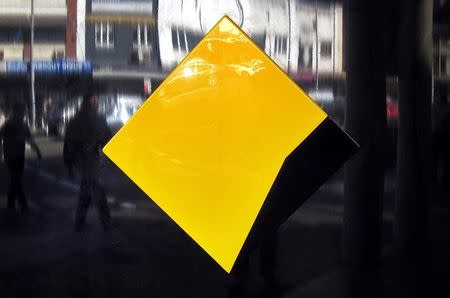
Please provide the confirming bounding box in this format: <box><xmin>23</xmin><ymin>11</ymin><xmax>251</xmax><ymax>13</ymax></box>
<box><xmin>63</xmin><ymin>90</ymin><xmax>112</xmax><ymax>232</ymax></box>
<box><xmin>0</xmin><ymin>102</ymin><xmax>42</xmax><ymax>213</ymax></box>
<box><xmin>433</xmin><ymin>95</ymin><xmax>450</xmax><ymax>198</ymax></box>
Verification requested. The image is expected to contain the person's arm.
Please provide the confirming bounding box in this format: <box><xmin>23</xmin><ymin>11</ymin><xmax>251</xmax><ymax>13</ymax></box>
<box><xmin>99</xmin><ymin>116</ymin><xmax>112</xmax><ymax>148</ymax></box>
<box><xmin>25</xmin><ymin>126</ymin><xmax>42</xmax><ymax>160</ymax></box>
<box><xmin>63</xmin><ymin>121</ymin><xmax>76</xmax><ymax>178</ymax></box>
<box><xmin>0</xmin><ymin>125</ymin><xmax>4</xmax><ymax>162</ymax></box>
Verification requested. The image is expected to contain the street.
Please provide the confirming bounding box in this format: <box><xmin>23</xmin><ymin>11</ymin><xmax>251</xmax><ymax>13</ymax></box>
<box><xmin>0</xmin><ymin>136</ymin><xmax>449</xmax><ymax>298</ymax></box>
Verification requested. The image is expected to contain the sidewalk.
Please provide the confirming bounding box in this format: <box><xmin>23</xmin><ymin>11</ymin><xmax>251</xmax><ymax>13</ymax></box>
<box><xmin>0</xmin><ymin>155</ymin><xmax>352</xmax><ymax>298</ymax></box>
<box><xmin>1</xmin><ymin>137</ymin><xmax>449</xmax><ymax>297</ymax></box>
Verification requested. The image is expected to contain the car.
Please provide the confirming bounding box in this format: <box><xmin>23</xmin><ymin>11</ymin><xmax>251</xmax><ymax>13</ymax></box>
<box><xmin>53</xmin><ymin>93</ymin><xmax>144</xmax><ymax>137</ymax></box>
<box><xmin>103</xmin><ymin>94</ymin><xmax>144</xmax><ymax>133</ymax></box>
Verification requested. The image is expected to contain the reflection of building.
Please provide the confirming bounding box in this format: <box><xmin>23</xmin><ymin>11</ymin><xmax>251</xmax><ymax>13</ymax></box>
<box><xmin>85</xmin><ymin>0</ymin><xmax>163</xmax><ymax>96</ymax></box>
<box><xmin>0</xmin><ymin>0</ymin><xmax>70</xmax><ymax>62</ymax></box>
<box><xmin>290</xmin><ymin>1</ymin><xmax>343</xmax><ymax>80</ymax></box>
<box><xmin>433</xmin><ymin>1</ymin><xmax>450</xmax><ymax>103</ymax></box>
<box><xmin>435</xmin><ymin>38</ymin><xmax>450</xmax><ymax>81</ymax></box>
<box><xmin>0</xmin><ymin>0</ymin><xmax>88</xmax><ymax>125</ymax></box>
<box><xmin>157</xmin><ymin>0</ymin><xmax>343</xmax><ymax>82</ymax></box>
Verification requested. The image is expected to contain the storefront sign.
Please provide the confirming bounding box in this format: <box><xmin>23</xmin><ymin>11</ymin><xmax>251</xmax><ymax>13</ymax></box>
<box><xmin>4</xmin><ymin>60</ymin><xmax>92</xmax><ymax>76</ymax></box>
<box><xmin>5</xmin><ymin>61</ymin><xmax>28</xmax><ymax>74</ymax></box>
<box><xmin>92</xmin><ymin>0</ymin><xmax>153</xmax><ymax>14</ymax></box>
<box><xmin>103</xmin><ymin>17</ymin><xmax>358</xmax><ymax>274</ymax></box>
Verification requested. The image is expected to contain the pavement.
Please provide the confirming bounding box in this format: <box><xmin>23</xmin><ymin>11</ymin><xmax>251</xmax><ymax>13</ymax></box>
<box><xmin>0</xmin><ymin>136</ymin><xmax>449</xmax><ymax>298</ymax></box>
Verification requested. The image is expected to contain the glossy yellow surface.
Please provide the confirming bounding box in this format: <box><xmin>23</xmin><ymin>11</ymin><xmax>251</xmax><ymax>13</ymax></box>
<box><xmin>103</xmin><ymin>16</ymin><xmax>327</xmax><ymax>273</ymax></box>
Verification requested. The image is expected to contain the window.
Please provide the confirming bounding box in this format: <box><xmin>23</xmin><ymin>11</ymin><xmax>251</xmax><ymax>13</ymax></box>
<box><xmin>299</xmin><ymin>44</ymin><xmax>313</xmax><ymax>69</ymax></box>
<box><xmin>274</xmin><ymin>36</ymin><xmax>287</xmax><ymax>55</ymax></box>
<box><xmin>172</xmin><ymin>27</ymin><xmax>187</xmax><ymax>53</ymax></box>
<box><xmin>134</xmin><ymin>24</ymin><xmax>152</xmax><ymax>49</ymax></box>
<box><xmin>95</xmin><ymin>22</ymin><xmax>114</xmax><ymax>49</ymax></box>
<box><xmin>35</xmin><ymin>28</ymin><xmax>65</xmax><ymax>43</ymax></box>
<box><xmin>171</xmin><ymin>28</ymin><xmax>203</xmax><ymax>53</ymax></box>
<box><xmin>185</xmin><ymin>30</ymin><xmax>203</xmax><ymax>50</ymax></box>
<box><xmin>320</xmin><ymin>41</ymin><xmax>332</xmax><ymax>58</ymax></box>
<box><xmin>252</xmin><ymin>33</ymin><xmax>266</xmax><ymax>49</ymax></box>
<box><xmin>0</xmin><ymin>28</ymin><xmax>23</xmax><ymax>44</ymax></box>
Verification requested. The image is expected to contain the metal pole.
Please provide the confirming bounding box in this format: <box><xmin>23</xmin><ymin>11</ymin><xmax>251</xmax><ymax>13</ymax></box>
<box><xmin>395</xmin><ymin>0</ymin><xmax>433</xmax><ymax>264</ymax></box>
<box><xmin>438</xmin><ymin>38</ymin><xmax>441</xmax><ymax>79</ymax></box>
<box><xmin>342</xmin><ymin>0</ymin><xmax>386</xmax><ymax>268</ymax></box>
<box><xmin>287</xmin><ymin>0</ymin><xmax>291</xmax><ymax>74</ymax></box>
<box><xmin>315</xmin><ymin>0</ymin><xmax>319</xmax><ymax>91</ymax></box>
<box><xmin>332</xmin><ymin>0</ymin><xmax>336</xmax><ymax>90</ymax></box>
<box><xmin>30</xmin><ymin>0</ymin><xmax>36</xmax><ymax>130</ymax></box>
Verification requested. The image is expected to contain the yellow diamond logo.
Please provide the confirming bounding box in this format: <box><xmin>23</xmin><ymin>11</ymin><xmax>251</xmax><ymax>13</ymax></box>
<box><xmin>103</xmin><ymin>16</ymin><xmax>357</xmax><ymax>273</ymax></box>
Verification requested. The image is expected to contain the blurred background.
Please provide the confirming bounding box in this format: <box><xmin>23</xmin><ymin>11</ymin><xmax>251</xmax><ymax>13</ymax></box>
<box><xmin>0</xmin><ymin>1</ymin><xmax>449</xmax><ymax>298</ymax></box>
<box><xmin>0</xmin><ymin>0</ymin><xmax>392</xmax><ymax>133</ymax></box>
<box><xmin>0</xmin><ymin>0</ymin><xmax>447</xmax><ymax>136</ymax></box>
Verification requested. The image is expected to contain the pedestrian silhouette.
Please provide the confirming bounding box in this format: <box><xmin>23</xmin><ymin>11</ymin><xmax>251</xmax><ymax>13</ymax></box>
<box><xmin>433</xmin><ymin>96</ymin><xmax>450</xmax><ymax>194</ymax></box>
<box><xmin>0</xmin><ymin>102</ymin><xmax>42</xmax><ymax>213</ymax></box>
<box><xmin>63</xmin><ymin>90</ymin><xmax>112</xmax><ymax>232</ymax></box>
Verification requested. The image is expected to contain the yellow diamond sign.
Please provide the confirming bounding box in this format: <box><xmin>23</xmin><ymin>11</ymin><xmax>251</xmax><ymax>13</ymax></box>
<box><xmin>103</xmin><ymin>16</ymin><xmax>357</xmax><ymax>273</ymax></box>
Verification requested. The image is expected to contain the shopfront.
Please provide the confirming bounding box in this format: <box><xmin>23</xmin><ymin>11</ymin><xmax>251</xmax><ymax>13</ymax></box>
<box><xmin>0</xmin><ymin>60</ymin><xmax>92</xmax><ymax>128</ymax></box>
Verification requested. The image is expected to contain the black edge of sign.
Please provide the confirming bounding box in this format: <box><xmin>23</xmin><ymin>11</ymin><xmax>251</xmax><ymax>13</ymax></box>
<box><xmin>231</xmin><ymin>116</ymin><xmax>359</xmax><ymax>274</ymax></box>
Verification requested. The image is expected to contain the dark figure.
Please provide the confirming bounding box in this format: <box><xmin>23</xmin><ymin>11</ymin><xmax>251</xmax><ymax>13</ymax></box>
<box><xmin>228</xmin><ymin>230</ymin><xmax>280</xmax><ymax>298</ymax></box>
<box><xmin>432</xmin><ymin>98</ymin><xmax>450</xmax><ymax>194</ymax></box>
<box><xmin>0</xmin><ymin>103</ymin><xmax>42</xmax><ymax>212</ymax></box>
<box><xmin>63</xmin><ymin>91</ymin><xmax>112</xmax><ymax>232</ymax></box>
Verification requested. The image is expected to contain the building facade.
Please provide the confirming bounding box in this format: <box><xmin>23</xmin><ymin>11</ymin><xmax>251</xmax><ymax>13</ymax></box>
<box><xmin>434</xmin><ymin>36</ymin><xmax>450</xmax><ymax>100</ymax></box>
<box><xmin>85</xmin><ymin>0</ymin><xmax>162</xmax><ymax>96</ymax></box>
<box><xmin>433</xmin><ymin>0</ymin><xmax>450</xmax><ymax>103</ymax></box>
<box><xmin>157</xmin><ymin>0</ymin><xmax>343</xmax><ymax>85</ymax></box>
<box><xmin>0</xmin><ymin>0</ymin><xmax>90</xmax><ymax>127</ymax></box>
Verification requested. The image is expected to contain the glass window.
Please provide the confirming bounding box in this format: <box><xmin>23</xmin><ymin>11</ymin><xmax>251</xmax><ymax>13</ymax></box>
<box><xmin>185</xmin><ymin>30</ymin><xmax>203</xmax><ymax>50</ymax></box>
<box><xmin>320</xmin><ymin>41</ymin><xmax>332</xmax><ymax>58</ymax></box>
<box><xmin>35</xmin><ymin>28</ymin><xmax>65</xmax><ymax>43</ymax></box>
<box><xmin>95</xmin><ymin>22</ymin><xmax>114</xmax><ymax>49</ymax></box>
<box><xmin>171</xmin><ymin>28</ymin><xmax>202</xmax><ymax>53</ymax></box>
<box><xmin>172</xmin><ymin>28</ymin><xmax>188</xmax><ymax>53</ymax></box>
<box><xmin>299</xmin><ymin>44</ymin><xmax>313</xmax><ymax>69</ymax></box>
<box><xmin>252</xmin><ymin>34</ymin><xmax>266</xmax><ymax>49</ymax></box>
<box><xmin>274</xmin><ymin>36</ymin><xmax>287</xmax><ymax>55</ymax></box>
<box><xmin>0</xmin><ymin>28</ymin><xmax>23</xmax><ymax>43</ymax></box>
<box><xmin>134</xmin><ymin>24</ymin><xmax>152</xmax><ymax>48</ymax></box>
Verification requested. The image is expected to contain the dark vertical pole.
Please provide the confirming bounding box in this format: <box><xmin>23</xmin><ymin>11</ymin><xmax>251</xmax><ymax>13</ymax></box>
<box><xmin>342</xmin><ymin>0</ymin><xmax>387</xmax><ymax>267</ymax></box>
<box><xmin>314</xmin><ymin>0</ymin><xmax>319</xmax><ymax>91</ymax></box>
<box><xmin>395</xmin><ymin>0</ymin><xmax>433</xmax><ymax>261</ymax></box>
<box><xmin>30</xmin><ymin>0</ymin><xmax>36</xmax><ymax>129</ymax></box>
<box><xmin>153</xmin><ymin>0</ymin><xmax>162</xmax><ymax>69</ymax></box>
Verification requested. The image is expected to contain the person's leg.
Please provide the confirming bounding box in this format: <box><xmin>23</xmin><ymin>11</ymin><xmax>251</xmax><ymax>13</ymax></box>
<box><xmin>6</xmin><ymin>161</ymin><xmax>17</xmax><ymax>210</ymax></box>
<box><xmin>7</xmin><ymin>178</ymin><xmax>16</xmax><ymax>210</ymax></box>
<box><xmin>75</xmin><ymin>178</ymin><xmax>91</xmax><ymax>232</ymax></box>
<box><xmin>94</xmin><ymin>181</ymin><xmax>111</xmax><ymax>231</ymax></box>
<box><xmin>15</xmin><ymin>160</ymin><xmax>28</xmax><ymax>213</ymax></box>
